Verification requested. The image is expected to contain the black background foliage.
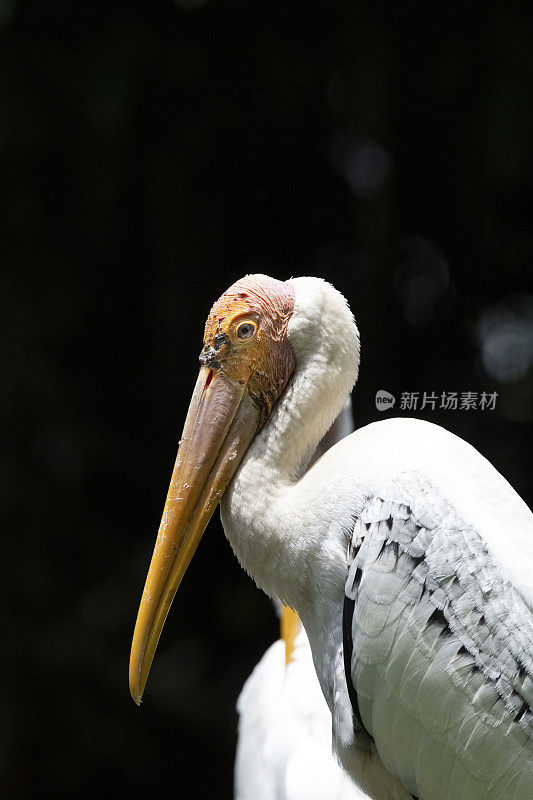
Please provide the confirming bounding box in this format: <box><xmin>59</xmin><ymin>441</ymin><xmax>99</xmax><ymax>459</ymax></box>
<box><xmin>1</xmin><ymin>2</ymin><xmax>532</xmax><ymax>798</ymax></box>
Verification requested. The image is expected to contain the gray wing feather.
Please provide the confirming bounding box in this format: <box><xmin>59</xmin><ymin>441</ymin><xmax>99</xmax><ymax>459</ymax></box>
<box><xmin>344</xmin><ymin>471</ymin><xmax>533</xmax><ymax>800</ymax></box>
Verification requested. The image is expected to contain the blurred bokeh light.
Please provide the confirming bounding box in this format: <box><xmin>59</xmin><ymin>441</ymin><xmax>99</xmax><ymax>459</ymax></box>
<box><xmin>477</xmin><ymin>294</ymin><xmax>533</xmax><ymax>383</ymax></box>
<box><xmin>393</xmin><ymin>236</ymin><xmax>454</xmax><ymax>327</ymax></box>
<box><xmin>330</xmin><ymin>131</ymin><xmax>392</xmax><ymax>199</ymax></box>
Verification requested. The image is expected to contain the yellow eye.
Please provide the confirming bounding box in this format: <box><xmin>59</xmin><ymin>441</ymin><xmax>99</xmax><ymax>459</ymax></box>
<box><xmin>237</xmin><ymin>322</ymin><xmax>256</xmax><ymax>340</ymax></box>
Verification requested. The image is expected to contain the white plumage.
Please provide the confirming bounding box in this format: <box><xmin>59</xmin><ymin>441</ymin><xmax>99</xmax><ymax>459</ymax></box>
<box><xmin>221</xmin><ymin>277</ymin><xmax>533</xmax><ymax>800</ymax></box>
<box><xmin>235</xmin><ymin>401</ymin><xmax>368</xmax><ymax>800</ymax></box>
<box><xmin>235</xmin><ymin>626</ymin><xmax>370</xmax><ymax>800</ymax></box>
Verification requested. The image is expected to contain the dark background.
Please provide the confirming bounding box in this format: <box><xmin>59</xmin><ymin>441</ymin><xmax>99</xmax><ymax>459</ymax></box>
<box><xmin>2</xmin><ymin>2</ymin><xmax>532</xmax><ymax>798</ymax></box>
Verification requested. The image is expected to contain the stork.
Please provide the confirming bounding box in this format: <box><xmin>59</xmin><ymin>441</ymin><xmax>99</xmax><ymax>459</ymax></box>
<box><xmin>130</xmin><ymin>274</ymin><xmax>533</xmax><ymax>800</ymax></box>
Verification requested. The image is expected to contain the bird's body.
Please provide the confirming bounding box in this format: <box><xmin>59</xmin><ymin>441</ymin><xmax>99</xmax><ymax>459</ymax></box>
<box><xmin>225</xmin><ymin>413</ymin><xmax>533</xmax><ymax>799</ymax></box>
<box><xmin>235</xmin><ymin>625</ymin><xmax>370</xmax><ymax>800</ymax></box>
<box><xmin>130</xmin><ymin>275</ymin><xmax>533</xmax><ymax>800</ymax></box>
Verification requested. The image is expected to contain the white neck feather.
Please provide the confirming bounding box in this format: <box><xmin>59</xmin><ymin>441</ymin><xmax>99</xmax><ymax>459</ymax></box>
<box><xmin>221</xmin><ymin>277</ymin><xmax>360</xmax><ymax>601</ymax></box>
<box><xmin>244</xmin><ymin>277</ymin><xmax>359</xmax><ymax>479</ymax></box>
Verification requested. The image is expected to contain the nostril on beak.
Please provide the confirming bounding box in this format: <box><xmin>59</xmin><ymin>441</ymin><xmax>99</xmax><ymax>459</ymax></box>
<box><xmin>199</xmin><ymin>347</ymin><xmax>219</xmax><ymax>367</ymax></box>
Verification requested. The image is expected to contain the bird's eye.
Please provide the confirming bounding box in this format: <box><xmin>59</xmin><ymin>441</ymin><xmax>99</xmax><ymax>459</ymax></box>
<box><xmin>237</xmin><ymin>322</ymin><xmax>255</xmax><ymax>340</ymax></box>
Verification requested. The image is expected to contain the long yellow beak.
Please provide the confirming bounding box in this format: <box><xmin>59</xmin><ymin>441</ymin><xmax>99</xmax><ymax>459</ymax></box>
<box><xmin>129</xmin><ymin>367</ymin><xmax>260</xmax><ymax>705</ymax></box>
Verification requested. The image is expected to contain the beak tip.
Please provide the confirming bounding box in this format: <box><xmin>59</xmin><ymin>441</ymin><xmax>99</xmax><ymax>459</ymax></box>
<box><xmin>129</xmin><ymin>662</ymin><xmax>145</xmax><ymax>707</ymax></box>
<box><xmin>130</xmin><ymin>682</ymin><xmax>143</xmax><ymax>707</ymax></box>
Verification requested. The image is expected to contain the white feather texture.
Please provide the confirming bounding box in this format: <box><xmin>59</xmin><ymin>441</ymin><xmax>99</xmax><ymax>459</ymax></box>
<box><xmin>221</xmin><ymin>276</ymin><xmax>533</xmax><ymax>800</ymax></box>
<box><xmin>235</xmin><ymin>399</ymin><xmax>356</xmax><ymax>800</ymax></box>
<box><xmin>235</xmin><ymin>628</ymin><xmax>370</xmax><ymax>800</ymax></box>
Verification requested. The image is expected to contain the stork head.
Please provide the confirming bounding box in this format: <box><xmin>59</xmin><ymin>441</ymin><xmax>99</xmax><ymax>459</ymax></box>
<box><xmin>200</xmin><ymin>274</ymin><xmax>296</xmax><ymax>425</ymax></box>
<box><xmin>129</xmin><ymin>275</ymin><xmax>296</xmax><ymax>704</ymax></box>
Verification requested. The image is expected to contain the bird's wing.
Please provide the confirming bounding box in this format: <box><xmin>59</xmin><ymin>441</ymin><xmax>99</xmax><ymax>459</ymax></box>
<box><xmin>343</xmin><ymin>471</ymin><xmax>533</xmax><ymax>800</ymax></box>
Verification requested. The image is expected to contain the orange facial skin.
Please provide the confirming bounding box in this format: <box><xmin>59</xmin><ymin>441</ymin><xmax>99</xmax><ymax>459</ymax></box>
<box><xmin>200</xmin><ymin>275</ymin><xmax>296</xmax><ymax>425</ymax></box>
